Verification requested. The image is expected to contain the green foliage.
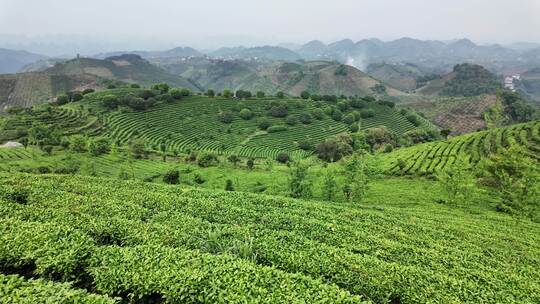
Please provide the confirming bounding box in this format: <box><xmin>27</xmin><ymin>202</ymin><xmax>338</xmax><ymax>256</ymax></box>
<box><xmin>276</xmin><ymin>152</ymin><xmax>290</xmax><ymax>164</ymax></box>
<box><xmin>298</xmin><ymin>112</ymin><xmax>312</xmax><ymax>124</ymax></box>
<box><xmin>222</xmin><ymin>89</ymin><xmax>232</xmax><ymax>98</ymax></box>
<box><xmin>288</xmin><ymin>161</ymin><xmax>312</xmax><ymax>198</ymax></box>
<box><xmin>343</xmin><ymin>153</ymin><xmax>369</xmax><ymax>203</ymax></box>
<box><xmin>441</xmin><ymin>63</ymin><xmax>501</xmax><ymax>97</ymax></box>
<box><xmin>225</xmin><ymin>179</ymin><xmax>235</xmax><ymax>191</ymax></box>
<box><xmin>163</xmin><ymin>168</ymin><xmax>180</xmax><ymax>184</ymax></box>
<box><xmin>371</xmin><ymin>83</ymin><xmax>387</xmax><ymax>94</ymax></box>
<box><xmin>267</xmin><ymin>125</ymin><xmax>288</xmax><ymax>133</ymax></box>
<box><xmin>256</xmin><ymin>91</ymin><xmax>265</xmax><ymax>98</ymax></box>
<box><xmin>197</xmin><ymin>152</ymin><xmax>218</xmax><ymax>167</ymax></box>
<box><xmin>276</xmin><ymin>91</ymin><xmax>285</xmax><ymax>99</ymax></box>
<box><xmin>206</xmin><ymin>89</ymin><xmax>215</xmax><ymax>98</ymax></box>
<box><xmin>257</xmin><ymin>117</ymin><xmax>272</xmax><ymax>130</ymax></box>
<box><xmin>300</xmin><ymin>91</ymin><xmax>310</xmax><ymax>99</ymax></box>
<box><xmin>316</xmin><ymin>138</ymin><xmax>353</xmax><ymax>162</ymax></box>
<box><xmin>218</xmin><ymin>111</ymin><xmax>234</xmax><ymax>123</ymax></box>
<box><xmin>436</xmin><ymin>156</ymin><xmax>475</xmax><ymax>204</ymax></box>
<box><xmin>88</xmin><ymin>137</ymin><xmax>110</xmax><ymax>156</ymax></box>
<box><xmin>322</xmin><ymin>168</ymin><xmax>337</xmax><ymax>202</ymax></box>
<box><xmin>479</xmin><ymin>146</ymin><xmax>539</xmax><ymax>218</ymax></box>
<box><xmin>334</xmin><ymin>65</ymin><xmax>347</xmax><ymax>76</ymax></box>
<box><xmin>129</xmin><ymin>139</ymin><xmax>146</xmax><ymax>159</ymax></box>
<box><xmin>56</xmin><ymin>93</ymin><xmax>70</xmax><ymax>105</ymax></box>
<box><xmin>69</xmin><ymin>135</ymin><xmax>88</xmax><ymax>153</ymax></box>
<box><xmin>102</xmin><ymin>94</ymin><xmax>119</xmax><ymax>110</ymax></box>
<box><xmin>239</xmin><ymin>108</ymin><xmax>254</xmax><ymax>120</ymax></box>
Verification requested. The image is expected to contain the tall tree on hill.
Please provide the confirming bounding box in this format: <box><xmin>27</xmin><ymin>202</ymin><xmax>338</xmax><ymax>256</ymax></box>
<box><xmin>288</xmin><ymin>161</ymin><xmax>312</xmax><ymax>199</ymax></box>
<box><xmin>343</xmin><ymin>153</ymin><xmax>369</xmax><ymax>203</ymax></box>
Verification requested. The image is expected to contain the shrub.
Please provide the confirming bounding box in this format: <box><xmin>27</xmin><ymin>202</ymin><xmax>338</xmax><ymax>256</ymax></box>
<box><xmin>406</xmin><ymin>114</ymin><xmax>421</xmax><ymax>126</ymax></box>
<box><xmin>269</xmin><ymin>105</ymin><xmax>288</xmax><ymax>117</ymax></box>
<box><xmin>311</xmin><ymin>108</ymin><xmax>324</xmax><ymax>120</ymax></box>
<box><xmin>82</xmin><ymin>88</ymin><xmax>94</xmax><ymax>95</ymax></box>
<box><xmin>71</xmin><ymin>92</ymin><xmax>84</xmax><ymax>102</ymax></box>
<box><xmin>267</xmin><ymin>125</ymin><xmax>288</xmax><ymax>133</ymax></box>
<box><xmin>130</xmin><ymin>83</ymin><xmax>140</xmax><ymax>88</ymax></box>
<box><xmin>222</xmin><ymin>89</ymin><xmax>232</xmax><ymax>98</ymax></box>
<box><xmin>102</xmin><ymin>95</ymin><xmax>119</xmax><ymax>109</ymax></box>
<box><xmin>331</xmin><ymin>109</ymin><xmax>343</xmax><ymax>121</ymax></box>
<box><xmin>88</xmin><ymin>137</ymin><xmax>110</xmax><ymax>156</ymax></box>
<box><xmin>69</xmin><ymin>135</ymin><xmax>87</xmax><ymax>153</ymax></box>
<box><xmin>298</xmin><ymin>140</ymin><xmax>313</xmax><ymax>151</ymax></box>
<box><xmin>140</xmin><ymin>89</ymin><xmax>155</xmax><ymax>100</ymax></box>
<box><xmin>349</xmin><ymin>123</ymin><xmax>359</xmax><ymax>132</ymax></box>
<box><xmin>194</xmin><ymin>173</ymin><xmax>206</xmax><ymax>184</ymax></box>
<box><xmin>343</xmin><ymin>113</ymin><xmax>356</xmax><ymax>125</ymax></box>
<box><xmin>239</xmin><ymin>109</ymin><xmax>253</xmax><ymax>120</ymax></box>
<box><xmin>256</xmin><ymin>91</ymin><xmax>265</xmax><ymax>98</ymax></box>
<box><xmin>163</xmin><ymin>169</ymin><xmax>180</xmax><ymax>184</ymax></box>
<box><xmin>300</xmin><ymin>91</ymin><xmax>310</xmax><ymax>99</ymax></box>
<box><xmin>316</xmin><ymin>139</ymin><xmax>353</xmax><ymax>162</ymax></box>
<box><xmin>169</xmin><ymin>88</ymin><xmax>183</xmax><ymax>99</ymax></box>
<box><xmin>207</xmin><ymin>89</ymin><xmax>215</xmax><ymax>97</ymax></box>
<box><xmin>299</xmin><ymin>112</ymin><xmax>312</xmax><ymax>124</ymax></box>
<box><xmin>56</xmin><ymin>94</ymin><xmax>69</xmax><ymax>105</ymax></box>
<box><xmin>152</xmin><ymin>83</ymin><xmax>170</xmax><ymax>94</ymax></box>
<box><xmin>276</xmin><ymin>152</ymin><xmax>290</xmax><ymax>163</ymax></box>
<box><xmin>360</xmin><ymin>109</ymin><xmax>375</xmax><ymax>118</ymax></box>
<box><xmin>218</xmin><ymin>112</ymin><xmax>234</xmax><ymax>123</ymax></box>
<box><xmin>180</xmin><ymin>89</ymin><xmax>191</xmax><ymax>96</ymax></box>
<box><xmin>225</xmin><ymin>179</ymin><xmax>235</xmax><ymax>191</ymax></box>
<box><xmin>286</xmin><ymin>116</ymin><xmax>298</xmax><ymax>126</ymax></box>
<box><xmin>257</xmin><ymin>118</ymin><xmax>272</xmax><ymax>130</ymax></box>
<box><xmin>197</xmin><ymin>153</ymin><xmax>218</xmax><ymax>167</ymax></box>
<box><xmin>276</xmin><ymin>91</ymin><xmax>285</xmax><ymax>99</ymax></box>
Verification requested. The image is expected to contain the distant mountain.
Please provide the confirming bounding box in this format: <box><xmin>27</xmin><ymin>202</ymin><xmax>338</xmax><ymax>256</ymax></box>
<box><xmin>19</xmin><ymin>58</ymin><xmax>67</xmax><ymax>72</ymax></box>
<box><xmin>0</xmin><ymin>48</ymin><xmax>47</xmax><ymax>73</ymax></box>
<box><xmin>0</xmin><ymin>54</ymin><xmax>199</xmax><ymax>111</ymax></box>
<box><xmin>418</xmin><ymin>63</ymin><xmax>501</xmax><ymax>97</ymax></box>
<box><xmin>508</xmin><ymin>42</ymin><xmax>540</xmax><ymax>51</ymax></box>
<box><xmin>209</xmin><ymin>46</ymin><xmax>301</xmax><ymax>61</ymax></box>
<box><xmin>94</xmin><ymin>46</ymin><xmax>202</xmax><ymax>59</ymax></box>
<box><xmin>156</xmin><ymin>57</ymin><xmax>405</xmax><ymax>97</ymax></box>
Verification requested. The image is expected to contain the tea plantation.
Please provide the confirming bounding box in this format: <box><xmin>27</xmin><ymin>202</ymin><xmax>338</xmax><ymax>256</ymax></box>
<box><xmin>384</xmin><ymin>120</ymin><xmax>540</xmax><ymax>175</ymax></box>
<box><xmin>1</xmin><ymin>173</ymin><xmax>539</xmax><ymax>303</ymax></box>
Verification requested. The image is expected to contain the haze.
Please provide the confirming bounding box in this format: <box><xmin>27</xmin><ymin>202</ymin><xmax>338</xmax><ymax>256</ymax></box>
<box><xmin>1</xmin><ymin>0</ymin><xmax>539</xmax><ymax>55</ymax></box>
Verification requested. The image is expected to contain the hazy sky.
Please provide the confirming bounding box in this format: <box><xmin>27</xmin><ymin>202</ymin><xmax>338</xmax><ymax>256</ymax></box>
<box><xmin>1</xmin><ymin>0</ymin><xmax>539</xmax><ymax>54</ymax></box>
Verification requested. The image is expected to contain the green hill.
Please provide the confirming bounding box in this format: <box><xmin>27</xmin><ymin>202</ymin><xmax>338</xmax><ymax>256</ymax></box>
<box><xmin>418</xmin><ymin>63</ymin><xmax>501</xmax><ymax>97</ymax></box>
<box><xmin>0</xmin><ymin>55</ymin><xmax>199</xmax><ymax>112</ymax></box>
<box><xmin>383</xmin><ymin>120</ymin><xmax>540</xmax><ymax>175</ymax></box>
<box><xmin>156</xmin><ymin>59</ymin><xmax>406</xmax><ymax>97</ymax></box>
<box><xmin>365</xmin><ymin>62</ymin><xmax>427</xmax><ymax>91</ymax></box>
<box><xmin>1</xmin><ymin>88</ymin><xmax>434</xmax><ymax>159</ymax></box>
<box><xmin>1</xmin><ymin>172</ymin><xmax>539</xmax><ymax>303</ymax></box>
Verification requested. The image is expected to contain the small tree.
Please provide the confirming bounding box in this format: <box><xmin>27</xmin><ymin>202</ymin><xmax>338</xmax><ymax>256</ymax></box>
<box><xmin>88</xmin><ymin>137</ymin><xmax>110</xmax><ymax>156</ymax></box>
<box><xmin>129</xmin><ymin>139</ymin><xmax>146</xmax><ymax>159</ymax></box>
<box><xmin>256</xmin><ymin>91</ymin><xmax>265</xmax><ymax>98</ymax></box>
<box><xmin>163</xmin><ymin>169</ymin><xmax>180</xmax><ymax>184</ymax></box>
<box><xmin>160</xmin><ymin>142</ymin><xmax>167</xmax><ymax>162</ymax></box>
<box><xmin>289</xmin><ymin>162</ymin><xmax>312</xmax><ymax>198</ymax></box>
<box><xmin>239</xmin><ymin>108</ymin><xmax>253</xmax><ymax>120</ymax></box>
<box><xmin>276</xmin><ymin>91</ymin><xmax>285</xmax><ymax>99</ymax></box>
<box><xmin>300</xmin><ymin>91</ymin><xmax>310</xmax><ymax>100</ymax></box>
<box><xmin>343</xmin><ymin>153</ymin><xmax>369</xmax><ymax>203</ymax></box>
<box><xmin>222</xmin><ymin>89</ymin><xmax>232</xmax><ymax>98</ymax></box>
<box><xmin>436</xmin><ymin>156</ymin><xmax>475</xmax><ymax>204</ymax></box>
<box><xmin>225</xmin><ymin>179</ymin><xmax>235</xmax><ymax>191</ymax></box>
<box><xmin>56</xmin><ymin>93</ymin><xmax>70</xmax><ymax>105</ymax></box>
<box><xmin>42</xmin><ymin>145</ymin><xmax>53</xmax><ymax>156</ymax></box>
<box><xmin>227</xmin><ymin>154</ymin><xmax>240</xmax><ymax>166</ymax></box>
<box><xmin>102</xmin><ymin>95</ymin><xmax>119</xmax><ymax>109</ymax></box>
<box><xmin>276</xmin><ymin>152</ymin><xmax>290</xmax><ymax>164</ymax></box>
<box><xmin>207</xmin><ymin>89</ymin><xmax>215</xmax><ymax>97</ymax></box>
<box><xmin>440</xmin><ymin>128</ymin><xmax>452</xmax><ymax>139</ymax></box>
<box><xmin>257</xmin><ymin>118</ymin><xmax>272</xmax><ymax>130</ymax></box>
<box><xmin>322</xmin><ymin>169</ymin><xmax>337</xmax><ymax>202</ymax></box>
<box><xmin>69</xmin><ymin>135</ymin><xmax>87</xmax><ymax>153</ymax></box>
<box><xmin>169</xmin><ymin>88</ymin><xmax>183</xmax><ymax>99</ymax></box>
<box><xmin>246</xmin><ymin>158</ymin><xmax>254</xmax><ymax>170</ymax></box>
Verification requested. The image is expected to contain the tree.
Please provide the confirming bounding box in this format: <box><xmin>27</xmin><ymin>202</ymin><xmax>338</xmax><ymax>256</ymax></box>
<box><xmin>300</xmin><ymin>91</ymin><xmax>310</xmax><ymax>100</ymax></box>
<box><xmin>102</xmin><ymin>95</ymin><xmax>119</xmax><ymax>110</ymax></box>
<box><xmin>227</xmin><ymin>154</ymin><xmax>240</xmax><ymax>166</ymax></box>
<box><xmin>69</xmin><ymin>135</ymin><xmax>87</xmax><ymax>153</ymax></box>
<box><xmin>88</xmin><ymin>137</ymin><xmax>110</xmax><ymax>156</ymax></box>
<box><xmin>160</xmin><ymin>142</ymin><xmax>167</xmax><ymax>162</ymax></box>
<box><xmin>343</xmin><ymin>113</ymin><xmax>356</xmax><ymax>125</ymax></box>
<box><xmin>218</xmin><ymin>112</ymin><xmax>234</xmax><ymax>123</ymax></box>
<box><xmin>28</xmin><ymin>123</ymin><xmax>53</xmax><ymax>147</ymax></box>
<box><xmin>42</xmin><ymin>145</ymin><xmax>53</xmax><ymax>156</ymax></box>
<box><xmin>180</xmin><ymin>89</ymin><xmax>191</xmax><ymax>96</ymax></box>
<box><xmin>479</xmin><ymin>146</ymin><xmax>539</xmax><ymax>217</ymax></box>
<box><xmin>360</xmin><ymin>109</ymin><xmax>375</xmax><ymax>118</ymax></box>
<box><xmin>239</xmin><ymin>108</ymin><xmax>253</xmax><ymax>120</ymax></box>
<box><xmin>269</xmin><ymin>104</ymin><xmax>288</xmax><ymax>117</ymax></box>
<box><xmin>299</xmin><ymin>112</ymin><xmax>312</xmax><ymax>124</ymax></box>
<box><xmin>286</xmin><ymin>116</ymin><xmax>298</xmax><ymax>126</ymax></box>
<box><xmin>436</xmin><ymin>156</ymin><xmax>475</xmax><ymax>204</ymax></box>
<box><xmin>315</xmin><ymin>139</ymin><xmax>352</xmax><ymax>162</ymax></box>
<box><xmin>440</xmin><ymin>129</ymin><xmax>452</xmax><ymax>139</ymax></box>
<box><xmin>288</xmin><ymin>162</ymin><xmax>312</xmax><ymax>198</ymax></box>
<box><xmin>197</xmin><ymin>153</ymin><xmax>218</xmax><ymax>167</ymax></box>
<box><xmin>276</xmin><ymin>152</ymin><xmax>290</xmax><ymax>164</ymax></box>
<box><xmin>257</xmin><ymin>118</ymin><xmax>272</xmax><ymax>130</ymax></box>
<box><xmin>256</xmin><ymin>91</ymin><xmax>265</xmax><ymax>98</ymax></box>
<box><xmin>129</xmin><ymin>139</ymin><xmax>146</xmax><ymax>159</ymax></box>
<box><xmin>331</xmin><ymin>109</ymin><xmax>343</xmax><ymax>121</ymax></box>
<box><xmin>207</xmin><ymin>89</ymin><xmax>215</xmax><ymax>97</ymax></box>
<box><xmin>222</xmin><ymin>89</ymin><xmax>232</xmax><ymax>98</ymax></box>
<box><xmin>276</xmin><ymin>91</ymin><xmax>285</xmax><ymax>99</ymax></box>
<box><xmin>56</xmin><ymin>93</ymin><xmax>69</xmax><ymax>105</ymax></box>
<box><xmin>322</xmin><ymin>169</ymin><xmax>337</xmax><ymax>202</ymax></box>
<box><xmin>163</xmin><ymin>169</ymin><xmax>180</xmax><ymax>184</ymax></box>
<box><xmin>343</xmin><ymin>153</ymin><xmax>369</xmax><ymax>203</ymax></box>
<box><xmin>140</xmin><ymin>89</ymin><xmax>155</xmax><ymax>100</ymax></box>
<box><xmin>225</xmin><ymin>179</ymin><xmax>235</xmax><ymax>191</ymax></box>
<box><xmin>246</xmin><ymin>158</ymin><xmax>254</xmax><ymax>170</ymax></box>
<box><xmin>151</xmin><ymin>83</ymin><xmax>170</xmax><ymax>94</ymax></box>
<box><xmin>72</xmin><ymin>92</ymin><xmax>84</xmax><ymax>102</ymax></box>
<box><xmin>311</xmin><ymin>108</ymin><xmax>324</xmax><ymax>120</ymax></box>
<box><xmin>169</xmin><ymin>88</ymin><xmax>183</xmax><ymax>99</ymax></box>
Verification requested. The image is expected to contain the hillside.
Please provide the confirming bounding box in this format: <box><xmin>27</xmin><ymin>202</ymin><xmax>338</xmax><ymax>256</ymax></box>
<box><xmin>0</xmin><ymin>55</ymin><xmax>199</xmax><ymax>111</ymax></box>
<box><xmin>209</xmin><ymin>46</ymin><xmax>302</xmax><ymax>61</ymax></box>
<box><xmin>365</xmin><ymin>62</ymin><xmax>428</xmax><ymax>91</ymax></box>
<box><xmin>383</xmin><ymin>120</ymin><xmax>540</xmax><ymax>175</ymax></box>
<box><xmin>0</xmin><ymin>48</ymin><xmax>47</xmax><ymax>74</ymax></box>
<box><xmin>1</xmin><ymin>171</ymin><xmax>539</xmax><ymax>303</ymax></box>
<box><xmin>418</xmin><ymin>63</ymin><xmax>501</xmax><ymax>97</ymax></box>
<box><xmin>157</xmin><ymin>58</ymin><xmax>406</xmax><ymax>97</ymax></box>
<box><xmin>517</xmin><ymin>67</ymin><xmax>540</xmax><ymax>103</ymax></box>
<box><xmin>0</xmin><ymin>88</ymin><xmax>435</xmax><ymax>159</ymax></box>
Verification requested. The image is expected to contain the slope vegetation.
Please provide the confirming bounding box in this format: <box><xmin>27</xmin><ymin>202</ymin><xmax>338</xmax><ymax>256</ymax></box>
<box><xmin>383</xmin><ymin>120</ymin><xmax>540</xmax><ymax>175</ymax></box>
<box><xmin>1</xmin><ymin>173</ymin><xmax>539</xmax><ymax>303</ymax></box>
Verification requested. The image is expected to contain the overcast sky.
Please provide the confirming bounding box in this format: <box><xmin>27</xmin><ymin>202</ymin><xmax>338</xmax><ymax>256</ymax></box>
<box><xmin>1</xmin><ymin>0</ymin><xmax>539</xmax><ymax>54</ymax></box>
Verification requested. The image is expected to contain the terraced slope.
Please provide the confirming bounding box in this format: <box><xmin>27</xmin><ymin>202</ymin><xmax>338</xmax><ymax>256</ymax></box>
<box><xmin>1</xmin><ymin>173</ymin><xmax>539</xmax><ymax>303</ymax></box>
<box><xmin>383</xmin><ymin>120</ymin><xmax>540</xmax><ymax>175</ymax></box>
<box><xmin>100</xmin><ymin>95</ymin><xmax>430</xmax><ymax>159</ymax></box>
